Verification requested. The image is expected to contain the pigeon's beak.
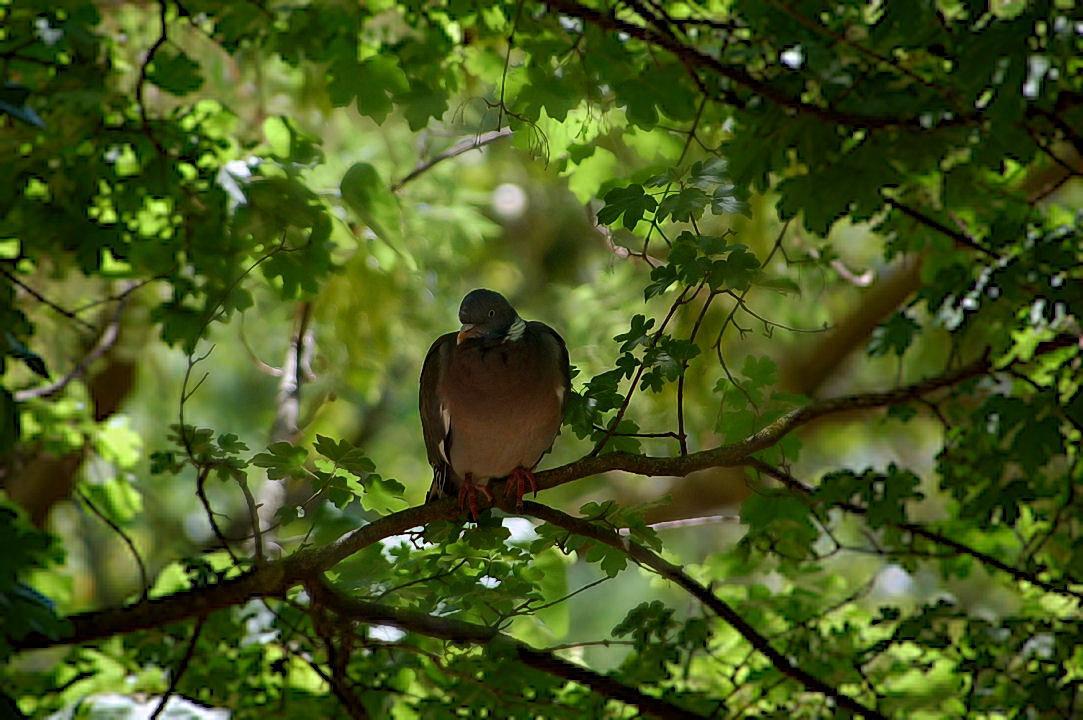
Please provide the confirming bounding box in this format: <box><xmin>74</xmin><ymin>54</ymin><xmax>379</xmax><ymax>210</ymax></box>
<box><xmin>456</xmin><ymin>324</ymin><xmax>477</xmax><ymax>344</ymax></box>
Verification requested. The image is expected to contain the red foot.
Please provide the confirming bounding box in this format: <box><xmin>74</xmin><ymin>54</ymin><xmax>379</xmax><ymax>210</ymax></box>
<box><xmin>503</xmin><ymin>467</ymin><xmax>538</xmax><ymax>508</ymax></box>
<box><xmin>457</xmin><ymin>473</ymin><xmax>493</xmax><ymax>520</ymax></box>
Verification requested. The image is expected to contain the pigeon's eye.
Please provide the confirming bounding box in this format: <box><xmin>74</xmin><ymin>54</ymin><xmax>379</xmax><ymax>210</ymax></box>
<box><xmin>488</xmin><ymin>309</ymin><xmax>495</xmax><ymax>318</ymax></box>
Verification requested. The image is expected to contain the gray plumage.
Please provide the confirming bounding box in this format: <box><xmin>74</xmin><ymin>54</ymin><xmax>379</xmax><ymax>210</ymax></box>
<box><xmin>419</xmin><ymin>289</ymin><xmax>570</xmax><ymax>502</ymax></box>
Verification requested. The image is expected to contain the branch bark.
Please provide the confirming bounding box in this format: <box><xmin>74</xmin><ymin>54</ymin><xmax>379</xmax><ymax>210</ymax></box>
<box><xmin>749</xmin><ymin>459</ymin><xmax>1083</xmax><ymax>602</ymax></box>
<box><xmin>14</xmin><ymin>296</ymin><xmax>127</xmax><ymax>402</ymax></box>
<box><xmin>391</xmin><ymin>129</ymin><xmax>513</xmax><ymax>192</ymax></box>
<box><xmin>539</xmin><ymin>0</ymin><xmax>968</xmax><ymax>130</ymax></box>
<box><xmin>537</xmin><ymin>350</ymin><xmax>999</xmax><ymax>493</ymax></box>
<box><xmin>521</xmin><ymin>502</ymin><xmax>887</xmax><ymax>719</ymax></box>
<box><xmin>16</xmin><ymin>336</ymin><xmax>1075</xmax><ymax>650</ymax></box>
<box><xmin>308</xmin><ymin>578</ymin><xmax>706</xmax><ymax>719</ymax></box>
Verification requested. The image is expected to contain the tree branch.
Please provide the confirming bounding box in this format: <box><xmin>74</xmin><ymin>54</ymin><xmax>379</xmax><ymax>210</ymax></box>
<box><xmin>148</xmin><ymin>614</ymin><xmax>205</xmax><ymax>720</ymax></box>
<box><xmin>520</xmin><ymin>502</ymin><xmax>887</xmax><ymax>720</ymax></box>
<box><xmin>135</xmin><ymin>0</ymin><xmax>170</xmax><ymax>157</ymax></box>
<box><xmin>15</xmin><ymin>295</ymin><xmax>128</xmax><ymax>402</ymax></box>
<box><xmin>308</xmin><ymin>577</ymin><xmax>706</xmax><ymax>719</ymax></box>
<box><xmin>76</xmin><ymin>487</ymin><xmax>149</xmax><ymax>601</ymax></box>
<box><xmin>541</xmin><ymin>349</ymin><xmax>1000</xmax><ymax>492</ymax></box>
<box><xmin>884</xmin><ymin>198</ymin><xmax>1000</xmax><ymax>259</ymax></box>
<box><xmin>540</xmin><ymin>0</ymin><xmax>964</xmax><ymax>130</ymax></box>
<box><xmin>15</xmin><ymin>501</ymin><xmax>457</xmax><ymax>650</ymax></box>
<box><xmin>749</xmin><ymin>459</ymin><xmax>1083</xmax><ymax>601</ymax></box>
<box><xmin>16</xmin><ymin>336</ymin><xmax>1075</xmax><ymax>654</ymax></box>
<box><xmin>391</xmin><ymin>129</ymin><xmax>513</xmax><ymax>192</ymax></box>
<box><xmin>1</xmin><ymin>267</ymin><xmax>96</xmax><ymax>332</ymax></box>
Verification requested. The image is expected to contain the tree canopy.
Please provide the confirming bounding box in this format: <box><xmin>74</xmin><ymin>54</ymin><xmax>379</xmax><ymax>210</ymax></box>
<box><xmin>2</xmin><ymin>0</ymin><xmax>1081</xmax><ymax>717</ymax></box>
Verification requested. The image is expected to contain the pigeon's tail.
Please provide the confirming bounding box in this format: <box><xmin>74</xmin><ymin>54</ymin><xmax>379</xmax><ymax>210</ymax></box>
<box><xmin>425</xmin><ymin>462</ymin><xmax>456</xmax><ymax>503</ymax></box>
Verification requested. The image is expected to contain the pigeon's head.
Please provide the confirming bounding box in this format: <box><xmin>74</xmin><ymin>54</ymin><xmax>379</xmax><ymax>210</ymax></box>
<box><xmin>457</xmin><ymin>289</ymin><xmax>520</xmax><ymax>345</ymax></box>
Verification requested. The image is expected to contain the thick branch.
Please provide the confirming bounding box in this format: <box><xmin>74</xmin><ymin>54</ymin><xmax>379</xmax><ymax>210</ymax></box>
<box><xmin>521</xmin><ymin>502</ymin><xmax>886</xmax><ymax>720</ymax></box>
<box><xmin>779</xmin><ymin>254</ymin><xmax>924</xmax><ymax>396</ymax></box>
<box><xmin>309</xmin><ymin>579</ymin><xmax>705</xmax><ymax>719</ymax></box>
<box><xmin>540</xmin><ymin>0</ymin><xmax>961</xmax><ymax>130</ymax></box>
<box><xmin>16</xmin><ymin>501</ymin><xmax>459</xmax><ymax>650</ymax></box>
<box><xmin>750</xmin><ymin>459</ymin><xmax>1083</xmax><ymax>601</ymax></box>
<box><xmin>17</xmin><ymin>337</ymin><xmax>1074</xmax><ymax>652</ymax></box>
<box><xmin>258</xmin><ymin>301</ymin><xmax>316</xmax><ymax>552</ymax></box>
<box><xmin>535</xmin><ymin>351</ymin><xmax>998</xmax><ymax>492</ymax></box>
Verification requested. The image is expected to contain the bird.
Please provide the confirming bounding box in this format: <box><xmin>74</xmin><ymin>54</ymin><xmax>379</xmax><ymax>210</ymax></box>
<box><xmin>419</xmin><ymin>288</ymin><xmax>570</xmax><ymax>517</ymax></box>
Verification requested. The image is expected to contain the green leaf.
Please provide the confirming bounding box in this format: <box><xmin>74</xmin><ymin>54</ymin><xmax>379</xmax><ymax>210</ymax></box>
<box><xmin>597</xmin><ymin>184</ymin><xmax>657</xmax><ymax>230</ymax></box>
<box><xmin>740</xmin><ymin>492</ymin><xmax>818</xmax><ymax>560</ymax></box>
<box><xmin>1012</xmin><ymin>415</ymin><xmax>1064</xmax><ymax>473</ymax></box>
<box><xmin>584</xmin><ymin>543</ymin><xmax>628</xmax><ymax>577</ymax></box>
<box><xmin>340</xmin><ymin>162</ymin><xmax>404</xmax><ymax>247</ymax></box>
<box><xmin>613</xmin><ymin>600</ymin><xmax>676</xmax><ymax>647</ymax></box>
<box><xmin>398</xmin><ymin>81</ymin><xmax>448</xmax><ymax>131</ymax></box>
<box><xmin>82</xmin><ymin>477</ymin><xmax>143</xmax><ymax>525</ymax></box>
<box><xmin>146</xmin><ymin>48</ymin><xmax>204</xmax><ymax>95</ymax></box>
<box><xmin>614</xmin><ymin>314</ymin><xmax>655</xmax><ymax>352</ymax></box>
<box><xmin>251</xmin><ymin>442</ymin><xmax>310</xmax><ymax>481</ymax></box>
<box><xmin>741</xmin><ymin>355</ymin><xmax>778</xmax><ymax>387</ymax></box>
<box><xmin>708</xmin><ymin>247</ymin><xmax>760</xmax><ymax>291</ymax></box>
<box><xmin>94</xmin><ymin>418</ymin><xmax>142</xmax><ymax>468</ymax></box>
<box><xmin>0</xmin><ymin>389</ymin><xmax>20</xmax><ymax>458</ymax></box>
<box><xmin>869</xmin><ymin>312</ymin><xmax>921</xmax><ymax>356</ymax></box>
<box><xmin>656</xmin><ymin>187</ymin><xmax>709</xmax><ymax>222</ymax></box>
<box><xmin>262</xmin><ymin>116</ymin><xmax>324</xmax><ymax>166</ymax></box>
<box><xmin>0</xmin><ymin>83</ymin><xmax>44</xmax><ymax>128</ymax></box>
<box><xmin>328</xmin><ymin>57</ymin><xmax>410</xmax><ymax>124</ymax></box>
<box><xmin>217</xmin><ymin>433</ymin><xmax>249</xmax><ymax>454</ymax></box>
<box><xmin>314</xmin><ymin>434</ymin><xmax>376</xmax><ymax>477</ymax></box>
<box><xmin>710</xmin><ymin>184</ymin><xmax>742</xmax><ymax>215</ymax></box>
<box><xmin>5</xmin><ymin>333</ymin><xmax>49</xmax><ymax>379</ymax></box>
<box><xmin>689</xmin><ymin>158</ymin><xmax>729</xmax><ymax>187</ymax></box>
<box><xmin>519</xmin><ymin>64</ymin><xmax>580</xmax><ymax>122</ymax></box>
<box><xmin>644</xmin><ymin>264</ymin><xmax>677</xmax><ymax>299</ymax></box>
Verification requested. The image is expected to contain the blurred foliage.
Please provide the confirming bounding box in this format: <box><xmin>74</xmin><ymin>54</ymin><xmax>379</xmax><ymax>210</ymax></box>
<box><xmin>1</xmin><ymin>0</ymin><xmax>1081</xmax><ymax>717</ymax></box>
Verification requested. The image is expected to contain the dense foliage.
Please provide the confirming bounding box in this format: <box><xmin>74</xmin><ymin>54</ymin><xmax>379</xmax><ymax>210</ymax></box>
<box><xmin>2</xmin><ymin>0</ymin><xmax>1081</xmax><ymax>717</ymax></box>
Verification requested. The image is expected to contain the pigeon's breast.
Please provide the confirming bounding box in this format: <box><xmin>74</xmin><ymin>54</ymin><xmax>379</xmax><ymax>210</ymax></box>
<box><xmin>442</xmin><ymin>338</ymin><xmax>563</xmax><ymax>480</ymax></box>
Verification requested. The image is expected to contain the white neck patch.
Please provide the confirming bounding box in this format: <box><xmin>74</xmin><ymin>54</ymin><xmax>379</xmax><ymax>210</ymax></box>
<box><xmin>505</xmin><ymin>317</ymin><xmax>526</xmax><ymax>342</ymax></box>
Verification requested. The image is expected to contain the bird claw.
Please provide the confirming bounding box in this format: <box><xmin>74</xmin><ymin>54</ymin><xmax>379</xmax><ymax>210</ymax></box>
<box><xmin>503</xmin><ymin>467</ymin><xmax>538</xmax><ymax>509</ymax></box>
<box><xmin>457</xmin><ymin>474</ymin><xmax>493</xmax><ymax>520</ymax></box>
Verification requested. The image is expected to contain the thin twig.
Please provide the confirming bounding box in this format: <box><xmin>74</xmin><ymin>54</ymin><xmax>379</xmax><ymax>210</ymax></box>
<box><xmin>712</xmin><ymin>221</ymin><xmax>791</xmax><ymax>407</ymax></box>
<box><xmin>749</xmin><ymin>459</ymin><xmax>1083</xmax><ymax>602</ymax></box>
<box><xmin>522</xmin><ymin>502</ymin><xmax>886</xmax><ymax>720</ymax></box>
<box><xmin>592</xmin><ymin>281</ymin><xmax>703</xmax><ymax>456</ymax></box>
<box><xmin>148</xmin><ymin>614</ymin><xmax>206</xmax><ymax>720</ymax></box>
<box><xmin>309</xmin><ymin>577</ymin><xmax>705</xmax><ymax>719</ymax></box>
<box><xmin>541</xmin><ymin>0</ymin><xmax>974</xmax><ymax>130</ymax></box>
<box><xmin>136</xmin><ymin>0</ymin><xmax>170</xmax><ymax>156</ymax></box>
<box><xmin>237</xmin><ymin>474</ymin><xmax>264</xmax><ymax>564</ymax></box>
<box><xmin>76</xmin><ymin>488</ymin><xmax>150</xmax><ymax>600</ymax></box>
<box><xmin>677</xmin><ymin>289</ymin><xmax>718</xmax><ymax>454</ymax></box>
<box><xmin>392</xmin><ymin>129</ymin><xmax>513</xmax><ymax>191</ymax></box>
<box><xmin>194</xmin><ymin>466</ymin><xmax>238</xmax><ymax>564</ymax></box>
<box><xmin>618</xmin><ymin>514</ymin><xmax>741</xmax><ymax>534</ymax></box>
<box><xmin>1</xmin><ymin>266</ymin><xmax>95</xmax><ymax>332</ymax></box>
<box><xmin>885</xmin><ymin>198</ymin><xmax>1000</xmax><ymax>259</ymax></box>
<box><xmin>15</xmin><ymin>297</ymin><xmax>128</xmax><ymax>402</ymax></box>
<box><xmin>374</xmin><ymin>558</ymin><xmax>470</xmax><ymax>601</ymax></box>
<box><xmin>768</xmin><ymin>0</ymin><xmax>961</xmax><ymax>105</ymax></box>
<box><xmin>71</xmin><ymin>276</ymin><xmax>160</xmax><ymax>315</ymax></box>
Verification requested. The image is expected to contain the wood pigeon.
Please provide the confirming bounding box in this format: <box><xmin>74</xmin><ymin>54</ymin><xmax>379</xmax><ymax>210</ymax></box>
<box><xmin>419</xmin><ymin>288</ymin><xmax>570</xmax><ymax>516</ymax></box>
